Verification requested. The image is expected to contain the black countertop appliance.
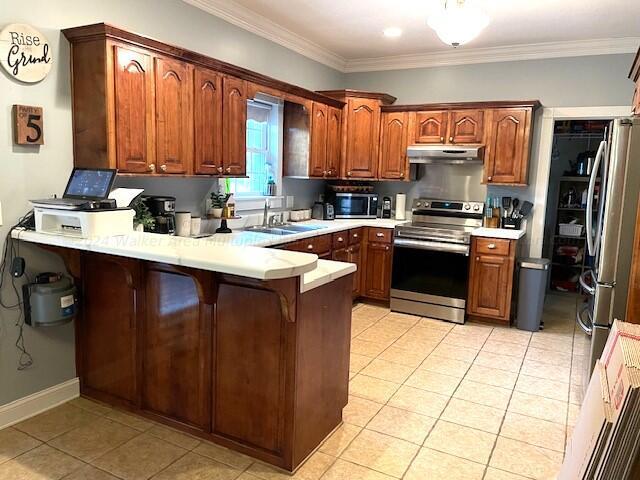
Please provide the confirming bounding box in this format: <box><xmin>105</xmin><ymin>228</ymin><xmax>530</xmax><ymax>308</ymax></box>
<box><xmin>143</xmin><ymin>195</ymin><xmax>176</xmax><ymax>234</ymax></box>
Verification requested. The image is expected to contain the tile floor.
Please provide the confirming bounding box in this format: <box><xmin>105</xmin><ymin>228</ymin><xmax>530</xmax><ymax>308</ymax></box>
<box><xmin>0</xmin><ymin>295</ymin><xmax>587</xmax><ymax>480</ymax></box>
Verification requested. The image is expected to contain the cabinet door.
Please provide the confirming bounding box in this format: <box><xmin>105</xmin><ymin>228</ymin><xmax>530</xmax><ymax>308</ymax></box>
<box><xmin>194</xmin><ymin>67</ymin><xmax>223</xmax><ymax>175</ymax></box>
<box><xmin>448</xmin><ymin>109</ymin><xmax>484</xmax><ymax>144</ymax></box>
<box><xmin>349</xmin><ymin>243</ymin><xmax>362</xmax><ymax>297</ymax></box>
<box><xmin>222</xmin><ymin>76</ymin><xmax>247</xmax><ymax>176</ymax></box>
<box><xmin>326</xmin><ymin>107</ymin><xmax>342</xmax><ymax>178</ymax></box>
<box><xmin>344</xmin><ymin>98</ymin><xmax>380</xmax><ymax>178</ymax></box>
<box><xmin>632</xmin><ymin>82</ymin><xmax>640</xmax><ymax>116</ymax></box>
<box><xmin>484</xmin><ymin>108</ymin><xmax>531</xmax><ymax>185</ymax></box>
<box><xmin>113</xmin><ymin>46</ymin><xmax>155</xmax><ymax>173</ymax></box>
<box><xmin>80</xmin><ymin>254</ymin><xmax>139</xmax><ymax>404</ymax></box>
<box><xmin>413</xmin><ymin>111</ymin><xmax>448</xmax><ymax>144</ymax></box>
<box><xmin>363</xmin><ymin>241</ymin><xmax>392</xmax><ymax>300</ymax></box>
<box><xmin>379</xmin><ymin>112</ymin><xmax>409</xmax><ymax>180</ymax></box>
<box><xmin>468</xmin><ymin>254</ymin><xmax>511</xmax><ymax>320</ymax></box>
<box><xmin>310</xmin><ymin>102</ymin><xmax>328</xmax><ymax>177</ymax></box>
<box><xmin>155</xmin><ymin>57</ymin><xmax>193</xmax><ymax>174</ymax></box>
<box><xmin>142</xmin><ymin>266</ymin><xmax>211</xmax><ymax>430</ymax></box>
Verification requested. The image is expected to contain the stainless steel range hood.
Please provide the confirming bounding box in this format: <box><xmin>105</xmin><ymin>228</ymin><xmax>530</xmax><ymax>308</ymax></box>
<box><xmin>407</xmin><ymin>145</ymin><xmax>484</xmax><ymax>165</ymax></box>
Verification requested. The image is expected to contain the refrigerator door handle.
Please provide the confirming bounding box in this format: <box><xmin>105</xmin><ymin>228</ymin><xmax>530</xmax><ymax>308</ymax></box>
<box><xmin>586</xmin><ymin>140</ymin><xmax>606</xmax><ymax>256</ymax></box>
<box><xmin>579</xmin><ymin>270</ymin><xmax>595</xmax><ymax>296</ymax></box>
<box><xmin>576</xmin><ymin>305</ymin><xmax>593</xmax><ymax>336</ymax></box>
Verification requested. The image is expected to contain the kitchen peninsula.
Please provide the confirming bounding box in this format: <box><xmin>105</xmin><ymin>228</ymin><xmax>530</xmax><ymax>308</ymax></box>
<box><xmin>13</xmin><ymin>229</ymin><xmax>355</xmax><ymax>472</ymax></box>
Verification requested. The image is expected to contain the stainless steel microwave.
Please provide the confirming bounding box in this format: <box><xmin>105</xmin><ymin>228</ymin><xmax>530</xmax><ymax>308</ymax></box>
<box><xmin>329</xmin><ymin>193</ymin><xmax>379</xmax><ymax>219</ymax></box>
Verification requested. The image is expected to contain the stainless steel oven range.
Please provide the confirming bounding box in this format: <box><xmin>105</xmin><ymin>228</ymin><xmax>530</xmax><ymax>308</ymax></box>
<box><xmin>391</xmin><ymin>198</ymin><xmax>484</xmax><ymax>324</ymax></box>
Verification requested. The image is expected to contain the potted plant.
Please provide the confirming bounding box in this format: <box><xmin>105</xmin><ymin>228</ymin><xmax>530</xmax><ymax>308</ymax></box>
<box><xmin>132</xmin><ymin>198</ymin><xmax>155</xmax><ymax>232</ymax></box>
<box><xmin>209</xmin><ymin>193</ymin><xmax>227</xmax><ymax>219</ymax></box>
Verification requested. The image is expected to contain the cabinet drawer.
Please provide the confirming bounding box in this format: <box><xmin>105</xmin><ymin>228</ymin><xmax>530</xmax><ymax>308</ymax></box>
<box><xmin>475</xmin><ymin>238</ymin><xmax>511</xmax><ymax>256</ymax></box>
<box><xmin>332</xmin><ymin>231</ymin><xmax>349</xmax><ymax>249</ymax></box>
<box><xmin>296</xmin><ymin>234</ymin><xmax>332</xmax><ymax>255</ymax></box>
<box><xmin>368</xmin><ymin>227</ymin><xmax>392</xmax><ymax>244</ymax></box>
<box><xmin>349</xmin><ymin>228</ymin><xmax>363</xmax><ymax>245</ymax></box>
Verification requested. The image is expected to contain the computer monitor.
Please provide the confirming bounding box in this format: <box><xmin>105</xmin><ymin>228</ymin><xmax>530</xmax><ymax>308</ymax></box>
<box><xmin>63</xmin><ymin>168</ymin><xmax>117</xmax><ymax>201</ymax></box>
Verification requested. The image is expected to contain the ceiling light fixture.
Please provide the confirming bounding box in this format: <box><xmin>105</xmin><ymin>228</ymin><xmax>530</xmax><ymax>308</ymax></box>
<box><xmin>428</xmin><ymin>0</ymin><xmax>489</xmax><ymax>48</ymax></box>
<box><xmin>383</xmin><ymin>27</ymin><xmax>403</xmax><ymax>38</ymax></box>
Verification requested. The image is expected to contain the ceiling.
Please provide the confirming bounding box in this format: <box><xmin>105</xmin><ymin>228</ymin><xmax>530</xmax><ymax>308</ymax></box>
<box><xmin>184</xmin><ymin>0</ymin><xmax>640</xmax><ymax>72</ymax></box>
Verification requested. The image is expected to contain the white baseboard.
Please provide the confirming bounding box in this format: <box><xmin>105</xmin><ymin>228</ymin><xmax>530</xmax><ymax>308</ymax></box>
<box><xmin>0</xmin><ymin>378</ymin><xmax>79</xmax><ymax>430</ymax></box>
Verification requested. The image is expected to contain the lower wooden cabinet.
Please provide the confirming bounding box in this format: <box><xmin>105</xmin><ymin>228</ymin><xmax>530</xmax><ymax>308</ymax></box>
<box><xmin>467</xmin><ymin>237</ymin><xmax>516</xmax><ymax>323</ymax></box>
<box><xmin>362</xmin><ymin>241</ymin><xmax>392</xmax><ymax>300</ymax></box>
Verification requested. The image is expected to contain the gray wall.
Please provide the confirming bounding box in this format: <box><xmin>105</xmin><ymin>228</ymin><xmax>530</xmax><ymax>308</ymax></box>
<box><xmin>350</xmin><ymin>55</ymin><xmax>635</xmax><ymax>254</ymax></box>
<box><xmin>0</xmin><ymin>0</ymin><xmax>342</xmax><ymax>406</ymax></box>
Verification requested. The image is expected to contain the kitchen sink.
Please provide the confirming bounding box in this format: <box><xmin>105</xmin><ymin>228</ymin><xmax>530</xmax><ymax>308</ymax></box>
<box><xmin>277</xmin><ymin>224</ymin><xmax>327</xmax><ymax>232</ymax></box>
<box><xmin>244</xmin><ymin>224</ymin><xmax>327</xmax><ymax>236</ymax></box>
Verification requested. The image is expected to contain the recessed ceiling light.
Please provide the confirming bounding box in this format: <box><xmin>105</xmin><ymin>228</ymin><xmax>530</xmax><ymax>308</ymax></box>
<box><xmin>383</xmin><ymin>27</ymin><xmax>402</xmax><ymax>38</ymax></box>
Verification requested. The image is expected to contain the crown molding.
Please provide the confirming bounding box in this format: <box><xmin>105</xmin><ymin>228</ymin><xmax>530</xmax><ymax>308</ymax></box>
<box><xmin>182</xmin><ymin>0</ymin><xmax>347</xmax><ymax>72</ymax></box>
<box><xmin>343</xmin><ymin>37</ymin><xmax>640</xmax><ymax>73</ymax></box>
<box><xmin>182</xmin><ymin>1</ymin><xmax>639</xmax><ymax>74</ymax></box>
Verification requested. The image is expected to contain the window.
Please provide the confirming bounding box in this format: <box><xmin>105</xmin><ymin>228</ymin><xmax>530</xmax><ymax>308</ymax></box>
<box><xmin>228</xmin><ymin>99</ymin><xmax>281</xmax><ymax>198</ymax></box>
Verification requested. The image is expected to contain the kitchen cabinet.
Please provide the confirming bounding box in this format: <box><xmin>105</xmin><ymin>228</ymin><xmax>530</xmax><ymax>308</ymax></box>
<box><xmin>448</xmin><ymin>109</ymin><xmax>484</xmax><ymax>144</ymax></box>
<box><xmin>410</xmin><ymin>109</ymin><xmax>483</xmax><ymax>145</ymax></box>
<box><xmin>467</xmin><ymin>237</ymin><xmax>516</xmax><ymax>323</ymax></box>
<box><xmin>484</xmin><ymin>108</ymin><xmax>532</xmax><ymax>185</ymax></box>
<box><xmin>222</xmin><ymin>76</ymin><xmax>248</xmax><ymax>176</ymax></box>
<box><xmin>154</xmin><ymin>57</ymin><xmax>193</xmax><ymax>174</ymax></box>
<box><xmin>332</xmin><ymin>228</ymin><xmax>364</xmax><ymax>297</ymax></box>
<box><xmin>363</xmin><ymin>227</ymin><xmax>393</xmax><ymax>301</ymax></box>
<box><xmin>194</xmin><ymin>67</ymin><xmax>224</xmax><ymax>175</ymax></box>
<box><xmin>326</xmin><ymin>107</ymin><xmax>342</xmax><ymax>178</ymax></box>
<box><xmin>630</xmin><ymin>49</ymin><xmax>640</xmax><ymax>116</ymax></box>
<box><xmin>310</xmin><ymin>102</ymin><xmax>328</xmax><ymax>177</ymax></box>
<box><xmin>379</xmin><ymin>112</ymin><xmax>410</xmax><ymax>180</ymax></box>
<box><xmin>413</xmin><ymin>110</ymin><xmax>449</xmax><ymax>144</ymax></box>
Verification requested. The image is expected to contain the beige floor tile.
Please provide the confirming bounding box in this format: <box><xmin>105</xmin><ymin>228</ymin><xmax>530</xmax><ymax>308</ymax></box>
<box><xmin>514</xmin><ymin>374</ymin><xmax>569</xmax><ymax>402</ymax></box>
<box><xmin>570</xmin><ymin>367</ymin><xmax>584</xmax><ymax>386</ymax></box>
<box><xmin>350</xmin><ymin>339</ymin><xmax>388</xmax><ymax>357</ymax></box>
<box><xmin>247</xmin><ymin>452</ymin><xmax>334</xmax><ymax>480</ymax></box>
<box><xmin>507</xmin><ymin>391</ymin><xmax>568</xmax><ymax>425</ymax></box>
<box><xmin>404</xmin><ymin>369</ymin><xmax>461</xmax><ymax>396</ymax></box>
<box><xmin>349</xmin><ymin>375</ymin><xmax>400</xmax><ymax>404</ymax></box>
<box><xmin>343</xmin><ymin>396</ymin><xmax>383</xmax><ymax>427</ymax></box>
<box><xmin>424</xmin><ymin>420</ymin><xmax>496</xmax><ymax>464</ymax></box>
<box><xmin>391</xmin><ymin>335</ymin><xmax>439</xmax><ymax>354</ymax></box>
<box><xmin>354</xmin><ymin>305</ymin><xmax>390</xmax><ymax>321</ymax></box>
<box><xmin>500</xmin><ymin>412</ymin><xmax>566</xmax><ymax>452</ymax></box>
<box><xmin>151</xmin><ymin>452</ymin><xmax>241</xmax><ymax>480</ymax></box>
<box><xmin>454</xmin><ymin>379</ymin><xmax>512</xmax><ymax>410</ymax></box>
<box><xmin>464</xmin><ymin>364</ymin><xmax>518</xmax><ymax>389</ymax></box>
<box><xmin>525</xmin><ymin>347</ymin><xmax>572</xmax><ymax>368</ymax></box>
<box><xmin>473</xmin><ymin>351</ymin><xmax>523</xmax><ymax>373</ymax></box>
<box><xmin>404</xmin><ymin>447</ymin><xmax>485</xmax><ymax>480</ymax></box>
<box><xmin>431</xmin><ymin>343</ymin><xmax>479</xmax><ymax>362</ymax></box>
<box><xmin>48</xmin><ymin>417</ymin><xmax>139</xmax><ymax>462</ymax></box>
<box><xmin>0</xmin><ymin>427</ymin><xmax>41</xmax><ymax>465</ymax></box>
<box><xmin>489</xmin><ymin>437</ymin><xmax>563</xmax><ymax>479</ymax></box>
<box><xmin>360</xmin><ymin>359</ymin><xmax>414</xmax><ymax>384</ymax></box>
<box><xmin>194</xmin><ymin>442</ymin><xmax>253</xmax><ymax>470</ymax></box>
<box><xmin>441</xmin><ymin>398</ymin><xmax>505</xmax><ymax>434</ymax></box>
<box><xmin>340</xmin><ymin>429</ymin><xmax>419</xmax><ymax>478</ymax></box>
<box><xmin>236</xmin><ymin>474</ymin><xmax>262</xmax><ymax>480</ymax></box>
<box><xmin>567</xmin><ymin>403</ymin><xmax>580</xmax><ymax>427</ymax></box>
<box><xmin>481</xmin><ymin>340</ymin><xmax>527</xmax><ymax>358</ymax></box>
<box><xmin>321</xmin><ymin>459</ymin><xmax>395</xmax><ymax>480</ymax></box>
<box><xmin>528</xmin><ymin>335</ymin><xmax>573</xmax><ymax>353</ymax></box>
<box><xmin>419</xmin><ymin>355</ymin><xmax>471</xmax><ymax>378</ymax></box>
<box><xmin>488</xmin><ymin>329</ymin><xmax>532</xmax><ymax>346</ymax></box>
<box><xmin>569</xmin><ymin>384</ymin><xmax>584</xmax><ymax>406</ymax></box>
<box><xmin>418</xmin><ymin>318</ymin><xmax>454</xmax><ymax>332</ymax></box>
<box><xmin>366</xmin><ymin>406</ymin><xmax>436</xmax><ymax>444</ymax></box>
<box><xmin>13</xmin><ymin>404</ymin><xmax>98</xmax><ymax>442</ymax></box>
<box><xmin>406</xmin><ymin>325</ymin><xmax>449</xmax><ymax>341</ymax></box>
<box><xmin>319</xmin><ymin>424</ymin><xmax>362</xmax><ymax>457</ymax></box>
<box><xmin>520</xmin><ymin>359</ymin><xmax>571</xmax><ymax>383</ymax></box>
<box><xmin>93</xmin><ymin>433</ymin><xmax>187</xmax><ymax>480</ymax></box>
<box><xmin>483</xmin><ymin>467</ymin><xmax>530</xmax><ymax>480</ymax></box>
<box><xmin>451</xmin><ymin>323</ymin><xmax>493</xmax><ymax>338</ymax></box>
<box><xmin>104</xmin><ymin>409</ymin><xmax>154</xmax><ymax>432</ymax></box>
<box><xmin>68</xmin><ymin>397</ymin><xmax>112</xmax><ymax>416</ymax></box>
<box><xmin>356</xmin><ymin>327</ymin><xmax>400</xmax><ymax>346</ymax></box>
<box><xmin>63</xmin><ymin>464</ymin><xmax>121</xmax><ymax>480</ymax></box>
<box><xmin>147</xmin><ymin>424</ymin><xmax>201</xmax><ymax>450</ymax></box>
<box><xmin>376</xmin><ymin>346</ymin><xmax>428</xmax><ymax>368</ymax></box>
<box><xmin>442</xmin><ymin>332</ymin><xmax>487</xmax><ymax>350</ymax></box>
<box><xmin>0</xmin><ymin>444</ymin><xmax>84</xmax><ymax>480</ymax></box>
<box><xmin>380</xmin><ymin>312</ymin><xmax>420</xmax><ymax>328</ymax></box>
<box><xmin>350</xmin><ymin>353</ymin><xmax>374</xmax><ymax>374</ymax></box>
<box><xmin>351</xmin><ymin>317</ymin><xmax>378</xmax><ymax>338</ymax></box>
<box><xmin>388</xmin><ymin>385</ymin><xmax>450</xmax><ymax>418</ymax></box>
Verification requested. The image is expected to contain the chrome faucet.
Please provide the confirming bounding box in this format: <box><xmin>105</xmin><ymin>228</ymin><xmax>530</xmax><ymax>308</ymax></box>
<box><xmin>262</xmin><ymin>198</ymin><xmax>270</xmax><ymax>227</ymax></box>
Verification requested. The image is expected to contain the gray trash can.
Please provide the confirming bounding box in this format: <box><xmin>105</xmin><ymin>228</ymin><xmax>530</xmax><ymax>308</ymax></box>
<box><xmin>516</xmin><ymin>258</ymin><xmax>551</xmax><ymax>332</ymax></box>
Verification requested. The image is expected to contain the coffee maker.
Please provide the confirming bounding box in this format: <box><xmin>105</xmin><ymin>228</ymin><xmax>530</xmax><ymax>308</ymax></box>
<box><xmin>143</xmin><ymin>196</ymin><xmax>176</xmax><ymax>234</ymax></box>
<box><xmin>381</xmin><ymin>196</ymin><xmax>392</xmax><ymax>219</ymax></box>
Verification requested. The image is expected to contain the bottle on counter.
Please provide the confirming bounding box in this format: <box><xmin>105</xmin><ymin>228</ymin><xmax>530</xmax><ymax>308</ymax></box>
<box><xmin>226</xmin><ymin>194</ymin><xmax>236</xmax><ymax>218</ymax></box>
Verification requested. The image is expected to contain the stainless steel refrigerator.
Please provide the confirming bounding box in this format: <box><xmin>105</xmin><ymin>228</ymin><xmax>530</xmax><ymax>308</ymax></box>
<box><xmin>577</xmin><ymin>117</ymin><xmax>640</xmax><ymax>387</ymax></box>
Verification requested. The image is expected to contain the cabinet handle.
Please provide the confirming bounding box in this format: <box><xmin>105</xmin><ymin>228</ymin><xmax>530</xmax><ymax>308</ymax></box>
<box><xmin>488</xmin><ymin>243</ymin><xmax>496</xmax><ymax>249</ymax></box>
<box><xmin>376</xmin><ymin>232</ymin><xmax>384</xmax><ymax>238</ymax></box>
<box><xmin>400</xmin><ymin>172</ymin><xmax>405</xmax><ymax>179</ymax></box>
<box><xmin>307</xmin><ymin>244</ymin><xmax>313</xmax><ymax>250</ymax></box>
<box><xmin>353</xmin><ymin>233</ymin><xmax>358</xmax><ymax>238</ymax></box>
<box><xmin>323</xmin><ymin>170</ymin><xmax>327</xmax><ymax>176</ymax></box>
<box><xmin>476</xmin><ymin>257</ymin><xmax>480</xmax><ymax>261</ymax></box>
<box><xmin>487</xmin><ymin>176</ymin><xmax>493</xmax><ymax>181</ymax></box>
<box><xmin>226</xmin><ymin>167</ymin><xmax>232</xmax><ymax>173</ymax></box>
<box><xmin>160</xmin><ymin>164</ymin><xmax>167</xmax><ymax>172</ymax></box>
<box><xmin>385</xmin><ymin>246</ymin><xmax>390</xmax><ymax>251</ymax></box>
<box><xmin>449</xmin><ymin>136</ymin><xmax>454</xmax><ymax>142</ymax></box>
<box><xmin>347</xmin><ymin>171</ymin><xmax>352</xmax><ymax>177</ymax></box>
<box><xmin>217</xmin><ymin>166</ymin><xmax>223</xmax><ymax>173</ymax></box>
<box><xmin>148</xmin><ymin>164</ymin><xmax>156</xmax><ymax>172</ymax></box>
<box><xmin>338</xmin><ymin>237</ymin><xmax>344</xmax><ymax>242</ymax></box>
<box><xmin>440</xmin><ymin>136</ymin><xmax>444</xmax><ymax>142</ymax></box>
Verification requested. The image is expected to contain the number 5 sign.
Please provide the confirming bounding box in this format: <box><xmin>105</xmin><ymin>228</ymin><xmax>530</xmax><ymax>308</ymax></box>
<box><xmin>13</xmin><ymin>104</ymin><xmax>44</xmax><ymax>145</ymax></box>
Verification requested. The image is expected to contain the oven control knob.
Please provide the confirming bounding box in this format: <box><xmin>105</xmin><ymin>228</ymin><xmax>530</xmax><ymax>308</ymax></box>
<box><xmin>473</xmin><ymin>204</ymin><xmax>481</xmax><ymax>211</ymax></box>
<box><xmin>464</xmin><ymin>204</ymin><xmax>471</xmax><ymax>210</ymax></box>
<box><xmin>415</xmin><ymin>202</ymin><xmax>422</xmax><ymax>208</ymax></box>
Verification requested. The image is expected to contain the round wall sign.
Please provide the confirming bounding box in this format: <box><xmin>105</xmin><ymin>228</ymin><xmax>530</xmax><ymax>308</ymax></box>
<box><xmin>0</xmin><ymin>23</ymin><xmax>53</xmax><ymax>83</ymax></box>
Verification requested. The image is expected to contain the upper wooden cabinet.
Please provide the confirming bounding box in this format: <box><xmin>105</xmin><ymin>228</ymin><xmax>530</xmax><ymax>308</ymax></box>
<box><xmin>326</xmin><ymin>107</ymin><xmax>342</xmax><ymax>178</ymax></box>
<box><xmin>484</xmin><ymin>108</ymin><xmax>532</xmax><ymax>185</ymax></box>
<box><xmin>379</xmin><ymin>112</ymin><xmax>409</xmax><ymax>180</ymax></box>
<box><xmin>310</xmin><ymin>103</ymin><xmax>329</xmax><ymax>177</ymax></box>
<box><xmin>222</xmin><ymin>77</ymin><xmax>248</xmax><ymax>176</ymax></box>
<box><xmin>413</xmin><ymin>110</ymin><xmax>448</xmax><ymax>144</ymax></box>
<box><xmin>630</xmin><ymin>48</ymin><xmax>640</xmax><ymax>116</ymax></box>
<box><xmin>194</xmin><ymin>67</ymin><xmax>223</xmax><ymax>175</ymax></box>
<box><xmin>410</xmin><ymin>109</ymin><xmax>484</xmax><ymax>145</ymax></box>
<box><xmin>448</xmin><ymin>109</ymin><xmax>484</xmax><ymax>144</ymax></box>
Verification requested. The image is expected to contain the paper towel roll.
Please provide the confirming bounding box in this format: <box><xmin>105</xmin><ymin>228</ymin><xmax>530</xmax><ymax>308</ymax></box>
<box><xmin>395</xmin><ymin>194</ymin><xmax>406</xmax><ymax>220</ymax></box>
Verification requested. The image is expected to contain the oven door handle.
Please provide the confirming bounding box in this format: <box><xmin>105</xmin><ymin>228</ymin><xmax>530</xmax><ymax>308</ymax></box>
<box><xmin>393</xmin><ymin>238</ymin><xmax>470</xmax><ymax>256</ymax></box>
